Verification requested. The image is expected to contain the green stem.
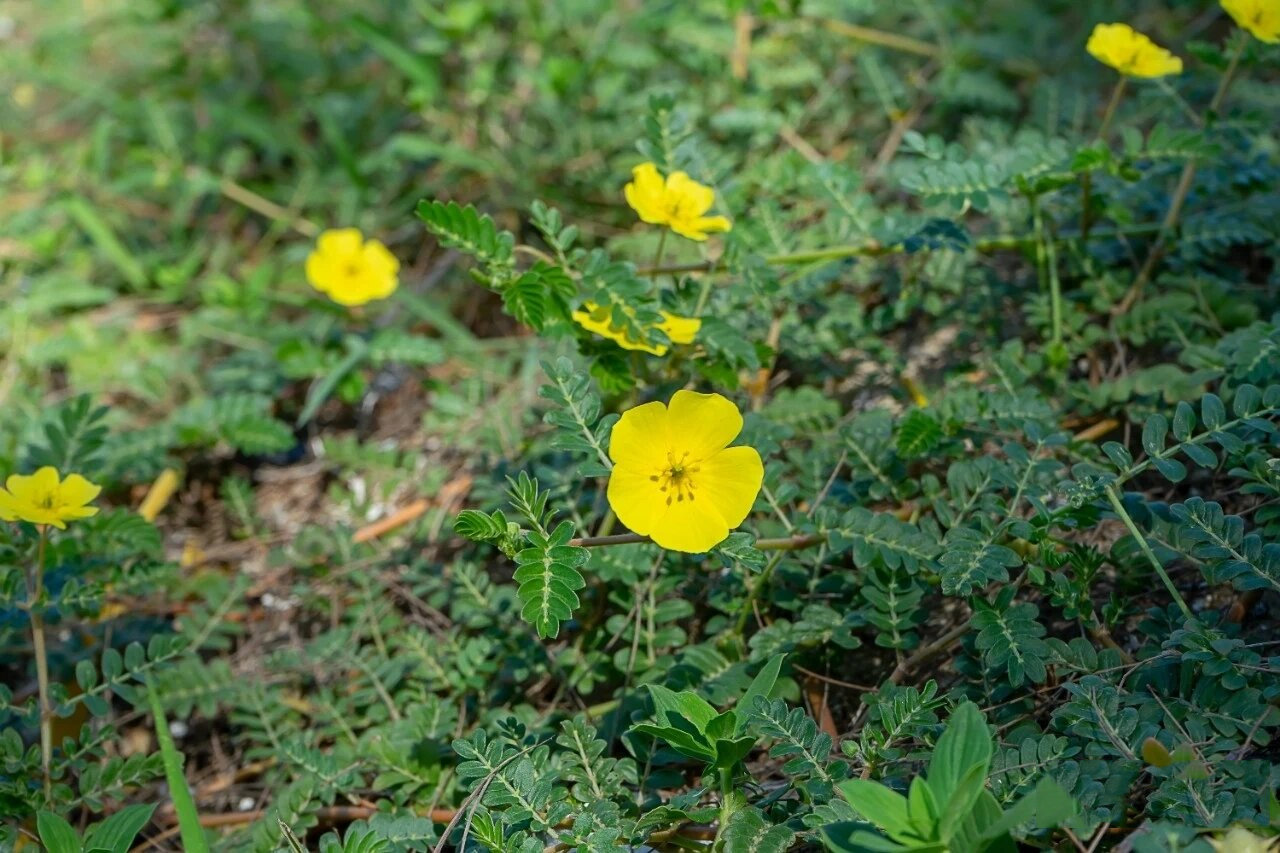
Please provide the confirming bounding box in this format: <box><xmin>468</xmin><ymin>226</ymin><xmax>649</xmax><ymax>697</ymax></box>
<box><xmin>1030</xmin><ymin>202</ymin><xmax>1060</xmax><ymax>354</ymax></box>
<box><xmin>1097</xmin><ymin>76</ymin><xmax>1128</xmax><ymax>142</ymax></box>
<box><xmin>634</xmin><ymin>222</ymin><xmax>1167</xmax><ymax>276</ymax></box>
<box><xmin>1046</xmin><ymin>217</ymin><xmax>1064</xmax><ymax>354</ymax></box>
<box><xmin>1116</xmin><ymin>34</ymin><xmax>1247</xmax><ymax>315</ymax></box>
<box><xmin>1104</xmin><ymin>485</ymin><xmax>1193</xmax><ymax>622</ymax></box>
<box><xmin>715</xmin><ymin>769</ymin><xmax>743</xmax><ymax>851</ymax></box>
<box><xmin>693</xmin><ymin>275</ymin><xmax>715</xmax><ymax>316</ymax></box>
<box><xmin>1082</xmin><ymin>76</ymin><xmax>1128</xmax><ymax>239</ymax></box>
<box><xmin>29</xmin><ymin>527</ymin><xmax>51</xmax><ymax>802</ymax></box>
<box><xmin>651</xmin><ymin>230</ymin><xmax>669</xmax><ymax>275</ymax></box>
<box><xmin>734</xmin><ymin>553</ymin><xmax>783</xmax><ymax>637</ymax></box>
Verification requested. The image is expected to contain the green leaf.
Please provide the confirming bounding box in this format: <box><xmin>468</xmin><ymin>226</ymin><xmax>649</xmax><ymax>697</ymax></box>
<box><xmin>722</xmin><ymin>807</ymin><xmax>797</xmax><ymax>853</ymax></box>
<box><xmin>735</xmin><ymin>654</ymin><xmax>784</xmax><ymax>734</ymax></box>
<box><xmin>975</xmin><ymin>776</ymin><xmax>1076</xmax><ymax>841</ymax></box>
<box><xmin>935</xmin><ymin>761</ymin><xmax>987</xmax><ymax>842</ymax></box>
<box><xmin>713</xmin><ymin>734</ymin><xmax>759</xmax><ymax>770</ymax></box>
<box><xmin>347</xmin><ymin>15</ymin><xmax>441</xmax><ymax>97</ymax></box>
<box><xmin>838</xmin><ymin>779</ymin><xmax>912</xmax><ymax>837</ymax></box>
<box><xmin>895</xmin><ymin>410</ymin><xmax>942</xmax><ymax>459</ymax></box>
<box><xmin>37</xmin><ymin>812</ymin><xmax>82</xmax><ymax>853</ymax></box>
<box><xmin>83</xmin><ymin>804</ymin><xmax>157</xmax><ymax>853</ymax></box>
<box><xmin>64</xmin><ymin>196</ymin><xmax>148</xmax><ymax>289</ymax></box>
<box><xmin>926</xmin><ymin>702</ymin><xmax>992</xmax><ymax>805</ymax></box>
<box><xmin>629</xmin><ymin>723</ymin><xmax>715</xmax><ymax>763</ymax></box>
<box><xmin>147</xmin><ymin>677</ymin><xmax>210</xmax><ymax>853</ymax></box>
<box><xmin>297</xmin><ymin>336</ymin><xmax>369</xmax><ymax>427</ymax></box>
<box><xmin>905</xmin><ymin>777</ymin><xmax>941</xmax><ymax>841</ymax></box>
<box><xmin>415</xmin><ymin>199</ymin><xmax>514</xmax><ymax>269</ymax></box>
<box><xmin>647</xmin><ymin>683</ymin><xmax>718</xmax><ymax>732</ymax></box>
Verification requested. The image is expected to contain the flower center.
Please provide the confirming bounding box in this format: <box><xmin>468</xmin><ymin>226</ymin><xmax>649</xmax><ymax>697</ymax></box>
<box><xmin>38</xmin><ymin>493</ymin><xmax>56</xmax><ymax>509</ymax></box>
<box><xmin>650</xmin><ymin>451</ymin><xmax>701</xmax><ymax>505</ymax></box>
<box><xmin>344</xmin><ymin>261</ymin><xmax>363</xmax><ymax>278</ymax></box>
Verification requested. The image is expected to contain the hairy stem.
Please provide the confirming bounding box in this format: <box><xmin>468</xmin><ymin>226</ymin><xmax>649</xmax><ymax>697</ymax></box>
<box><xmin>28</xmin><ymin>527</ymin><xmax>52</xmax><ymax>801</ymax></box>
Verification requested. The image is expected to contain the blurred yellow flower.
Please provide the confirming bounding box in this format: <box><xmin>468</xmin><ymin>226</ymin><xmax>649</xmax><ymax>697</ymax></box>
<box><xmin>1087</xmin><ymin>23</ymin><xmax>1184</xmax><ymax>77</ymax></box>
<box><xmin>572</xmin><ymin>302</ymin><xmax>700</xmax><ymax>356</ymax></box>
<box><xmin>607</xmin><ymin>390</ymin><xmax>762</xmax><ymax>553</ymax></box>
<box><xmin>0</xmin><ymin>467</ymin><xmax>101</xmax><ymax>529</ymax></box>
<box><xmin>1222</xmin><ymin>0</ymin><xmax>1280</xmax><ymax>42</ymax></box>
<box><xmin>305</xmin><ymin>228</ymin><xmax>399</xmax><ymax>306</ymax></box>
<box><xmin>1209</xmin><ymin>827</ymin><xmax>1277</xmax><ymax>853</ymax></box>
<box><xmin>624</xmin><ymin>162</ymin><xmax>732</xmax><ymax>242</ymax></box>
<box><xmin>11</xmin><ymin>83</ymin><xmax>36</xmax><ymax>109</ymax></box>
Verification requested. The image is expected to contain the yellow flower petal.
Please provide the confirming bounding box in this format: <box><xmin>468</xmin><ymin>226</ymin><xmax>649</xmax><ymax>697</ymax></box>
<box><xmin>657</xmin><ymin>312</ymin><xmax>701</xmax><ymax>345</ymax></box>
<box><xmin>609</xmin><ymin>400</ymin><xmax>670</xmax><ymax>467</ymax></box>
<box><xmin>646</xmin><ymin>495</ymin><xmax>730</xmax><ymax>553</ymax></box>
<box><xmin>1222</xmin><ymin>0</ymin><xmax>1280</xmax><ymax>42</ymax></box>
<box><xmin>606</xmin><ymin>465</ymin><xmax>669</xmax><ymax>537</ymax></box>
<box><xmin>624</xmin><ymin>162</ymin><xmax>731</xmax><ymax>241</ymax></box>
<box><xmin>28</xmin><ymin>467</ymin><xmax>60</xmax><ymax>500</ymax></box>
<box><xmin>666</xmin><ymin>390</ymin><xmax>743</xmax><ymax>460</ymax></box>
<box><xmin>0</xmin><ymin>467</ymin><xmax>101</xmax><ymax>528</ymax></box>
<box><xmin>305</xmin><ymin>228</ymin><xmax>399</xmax><ymax>306</ymax></box>
<box><xmin>362</xmin><ymin>239</ymin><xmax>401</xmax><ymax>291</ymax></box>
<box><xmin>574</xmin><ymin>302</ymin><xmax>672</xmax><ymax>356</ymax></box>
<box><xmin>665</xmin><ymin>172</ymin><xmax>717</xmax><ymax>218</ymax></box>
<box><xmin>625</xmin><ymin>163</ymin><xmax>671</xmax><ymax>225</ymax></box>
<box><xmin>59</xmin><ymin>474</ymin><xmax>103</xmax><ymax>507</ymax></box>
<box><xmin>607</xmin><ymin>391</ymin><xmax>763</xmax><ymax>554</ymax></box>
<box><xmin>695</xmin><ymin>446</ymin><xmax>764</xmax><ymax>529</ymax></box>
<box><xmin>316</xmin><ymin>228</ymin><xmax>363</xmax><ymax>258</ymax></box>
<box><xmin>1086</xmin><ymin>23</ymin><xmax>1182</xmax><ymax>78</ymax></box>
<box><xmin>691</xmin><ymin>215</ymin><xmax>732</xmax><ymax>235</ymax></box>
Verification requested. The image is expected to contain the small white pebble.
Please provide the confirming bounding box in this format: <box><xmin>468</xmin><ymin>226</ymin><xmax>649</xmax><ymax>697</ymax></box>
<box><xmin>260</xmin><ymin>592</ymin><xmax>297</xmax><ymax>612</ymax></box>
<box><xmin>169</xmin><ymin>720</ymin><xmax>189</xmax><ymax>738</ymax></box>
<box><xmin>238</xmin><ymin>797</ymin><xmax>256</xmax><ymax>812</ymax></box>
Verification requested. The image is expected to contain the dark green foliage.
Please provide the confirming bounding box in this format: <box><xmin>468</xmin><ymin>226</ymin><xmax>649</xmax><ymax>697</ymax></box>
<box><xmin>4</xmin><ymin>0</ymin><xmax>1280</xmax><ymax>849</ymax></box>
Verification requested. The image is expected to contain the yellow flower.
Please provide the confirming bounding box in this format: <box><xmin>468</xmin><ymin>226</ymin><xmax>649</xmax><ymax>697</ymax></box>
<box><xmin>624</xmin><ymin>163</ymin><xmax>732</xmax><ymax>242</ymax></box>
<box><xmin>305</xmin><ymin>228</ymin><xmax>400</xmax><ymax>306</ymax></box>
<box><xmin>572</xmin><ymin>302</ymin><xmax>701</xmax><ymax>356</ymax></box>
<box><xmin>1086</xmin><ymin>23</ymin><xmax>1184</xmax><ymax>78</ymax></box>
<box><xmin>1222</xmin><ymin>0</ymin><xmax>1280</xmax><ymax>42</ymax></box>
<box><xmin>607</xmin><ymin>390</ymin><xmax>763</xmax><ymax>553</ymax></box>
<box><xmin>0</xmin><ymin>467</ymin><xmax>101</xmax><ymax>529</ymax></box>
<box><xmin>1209</xmin><ymin>827</ymin><xmax>1277</xmax><ymax>853</ymax></box>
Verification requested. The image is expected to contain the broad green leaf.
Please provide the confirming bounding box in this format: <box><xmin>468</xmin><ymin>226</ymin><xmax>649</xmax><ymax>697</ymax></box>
<box><xmin>976</xmin><ymin>777</ymin><xmax>1077</xmax><ymax>842</ymax></box>
<box><xmin>735</xmin><ymin>654</ymin><xmax>785</xmax><ymax>734</ymax></box>
<box><xmin>629</xmin><ymin>723</ymin><xmax>716</xmax><ymax>763</ymax></box>
<box><xmin>905</xmin><ymin>777</ymin><xmax>941</xmax><ymax>843</ymax></box>
<box><xmin>927</xmin><ymin>702</ymin><xmax>992</xmax><ymax>804</ymax></box>
<box><xmin>936</xmin><ymin>761</ymin><xmax>987</xmax><ymax>842</ymax></box>
<box><xmin>647</xmin><ymin>684</ymin><xmax>718</xmax><ymax>732</ymax></box>
<box><xmin>38</xmin><ymin>812</ymin><xmax>81</xmax><ymax>853</ymax></box>
<box><xmin>838</xmin><ymin>779</ymin><xmax>912</xmax><ymax>837</ymax></box>
<box><xmin>83</xmin><ymin>804</ymin><xmax>157</xmax><ymax>853</ymax></box>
